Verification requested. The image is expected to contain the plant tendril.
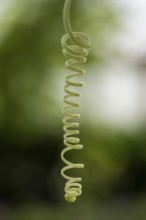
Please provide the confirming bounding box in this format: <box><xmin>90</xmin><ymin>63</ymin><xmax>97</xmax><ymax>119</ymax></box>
<box><xmin>61</xmin><ymin>0</ymin><xmax>92</xmax><ymax>203</ymax></box>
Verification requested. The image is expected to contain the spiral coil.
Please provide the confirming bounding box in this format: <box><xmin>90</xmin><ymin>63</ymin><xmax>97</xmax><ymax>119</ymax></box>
<box><xmin>61</xmin><ymin>0</ymin><xmax>92</xmax><ymax>203</ymax></box>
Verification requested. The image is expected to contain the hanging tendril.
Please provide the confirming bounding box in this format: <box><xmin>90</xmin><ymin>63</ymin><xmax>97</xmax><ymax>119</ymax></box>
<box><xmin>61</xmin><ymin>0</ymin><xmax>92</xmax><ymax>203</ymax></box>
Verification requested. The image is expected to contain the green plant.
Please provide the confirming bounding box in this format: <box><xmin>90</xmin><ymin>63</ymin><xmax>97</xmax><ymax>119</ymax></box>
<box><xmin>61</xmin><ymin>0</ymin><xmax>92</xmax><ymax>203</ymax></box>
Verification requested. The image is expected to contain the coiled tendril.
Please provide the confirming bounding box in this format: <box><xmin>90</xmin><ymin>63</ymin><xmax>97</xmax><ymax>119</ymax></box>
<box><xmin>61</xmin><ymin>0</ymin><xmax>92</xmax><ymax>203</ymax></box>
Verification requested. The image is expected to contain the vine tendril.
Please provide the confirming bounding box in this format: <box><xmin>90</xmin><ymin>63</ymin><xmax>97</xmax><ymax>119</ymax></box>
<box><xmin>61</xmin><ymin>0</ymin><xmax>92</xmax><ymax>203</ymax></box>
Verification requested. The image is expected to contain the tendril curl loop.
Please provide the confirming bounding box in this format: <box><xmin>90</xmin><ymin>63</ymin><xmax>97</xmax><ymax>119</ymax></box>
<box><xmin>61</xmin><ymin>0</ymin><xmax>92</xmax><ymax>203</ymax></box>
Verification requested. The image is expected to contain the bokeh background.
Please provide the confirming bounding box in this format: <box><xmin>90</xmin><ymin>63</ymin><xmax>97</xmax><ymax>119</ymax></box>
<box><xmin>0</xmin><ymin>0</ymin><xmax>146</xmax><ymax>219</ymax></box>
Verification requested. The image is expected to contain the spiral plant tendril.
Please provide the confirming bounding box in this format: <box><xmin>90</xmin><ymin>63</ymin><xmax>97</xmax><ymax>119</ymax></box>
<box><xmin>61</xmin><ymin>0</ymin><xmax>92</xmax><ymax>203</ymax></box>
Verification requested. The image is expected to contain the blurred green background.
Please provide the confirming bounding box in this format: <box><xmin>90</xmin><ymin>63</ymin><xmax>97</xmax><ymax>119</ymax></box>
<box><xmin>0</xmin><ymin>0</ymin><xmax>146</xmax><ymax>219</ymax></box>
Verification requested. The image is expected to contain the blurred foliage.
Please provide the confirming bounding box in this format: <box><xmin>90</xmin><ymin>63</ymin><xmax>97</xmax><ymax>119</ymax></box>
<box><xmin>0</xmin><ymin>0</ymin><xmax>119</xmax><ymax>142</ymax></box>
<box><xmin>0</xmin><ymin>0</ymin><xmax>64</xmax><ymax>142</ymax></box>
<box><xmin>81</xmin><ymin>126</ymin><xmax>146</xmax><ymax>198</ymax></box>
<box><xmin>9</xmin><ymin>198</ymin><xmax>146</xmax><ymax>220</ymax></box>
<box><xmin>0</xmin><ymin>0</ymin><xmax>146</xmax><ymax>220</ymax></box>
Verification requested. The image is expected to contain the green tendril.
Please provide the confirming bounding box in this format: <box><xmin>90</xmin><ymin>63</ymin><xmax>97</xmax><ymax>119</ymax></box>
<box><xmin>61</xmin><ymin>0</ymin><xmax>92</xmax><ymax>203</ymax></box>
